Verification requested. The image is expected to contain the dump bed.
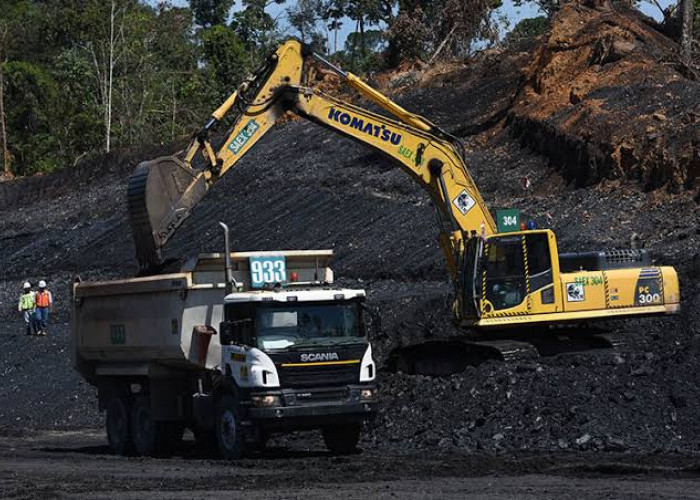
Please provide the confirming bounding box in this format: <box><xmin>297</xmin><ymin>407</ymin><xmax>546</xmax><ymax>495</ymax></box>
<box><xmin>72</xmin><ymin>251</ymin><xmax>334</xmax><ymax>381</ymax></box>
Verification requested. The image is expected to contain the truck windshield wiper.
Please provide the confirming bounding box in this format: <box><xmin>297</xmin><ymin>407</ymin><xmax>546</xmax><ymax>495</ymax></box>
<box><xmin>290</xmin><ymin>338</ymin><xmax>364</xmax><ymax>349</ymax></box>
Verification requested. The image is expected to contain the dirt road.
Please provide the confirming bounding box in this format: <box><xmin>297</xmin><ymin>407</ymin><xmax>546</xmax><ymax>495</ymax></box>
<box><xmin>1</xmin><ymin>428</ymin><xmax>700</xmax><ymax>498</ymax></box>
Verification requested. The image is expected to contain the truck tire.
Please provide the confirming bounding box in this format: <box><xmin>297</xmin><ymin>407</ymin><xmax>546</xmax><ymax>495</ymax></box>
<box><xmin>215</xmin><ymin>395</ymin><xmax>246</xmax><ymax>460</ymax></box>
<box><xmin>322</xmin><ymin>423</ymin><xmax>361</xmax><ymax>455</ymax></box>
<box><xmin>106</xmin><ymin>395</ymin><xmax>133</xmax><ymax>456</ymax></box>
<box><xmin>131</xmin><ymin>395</ymin><xmax>181</xmax><ymax>456</ymax></box>
<box><xmin>131</xmin><ymin>395</ymin><xmax>158</xmax><ymax>456</ymax></box>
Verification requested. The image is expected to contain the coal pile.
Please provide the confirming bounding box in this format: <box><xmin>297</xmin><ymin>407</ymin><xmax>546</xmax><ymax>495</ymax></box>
<box><xmin>1</xmin><ymin>6</ymin><xmax>700</xmax><ymax>458</ymax></box>
<box><xmin>0</xmin><ymin>322</ymin><xmax>101</xmax><ymax>429</ymax></box>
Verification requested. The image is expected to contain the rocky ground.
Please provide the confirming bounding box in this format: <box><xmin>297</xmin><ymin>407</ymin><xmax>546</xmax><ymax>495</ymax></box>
<box><xmin>1</xmin><ymin>4</ymin><xmax>700</xmax><ymax>494</ymax></box>
<box><xmin>5</xmin><ymin>429</ymin><xmax>700</xmax><ymax>498</ymax></box>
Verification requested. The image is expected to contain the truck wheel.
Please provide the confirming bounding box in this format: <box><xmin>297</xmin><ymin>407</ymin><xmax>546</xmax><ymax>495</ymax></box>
<box><xmin>215</xmin><ymin>395</ymin><xmax>246</xmax><ymax>460</ymax></box>
<box><xmin>106</xmin><ymin>395</ymin><xmax>133</xmax><ymax>456</ymax></box>
<box><xmin>322</xmin><ymin>424</ymin><xmax>361</xmax><ymax>455</ymax></box>
<box><xmin>131</xmin><ymin>395</ymin><xmax>166</xmax><ymax>456</ymax></box>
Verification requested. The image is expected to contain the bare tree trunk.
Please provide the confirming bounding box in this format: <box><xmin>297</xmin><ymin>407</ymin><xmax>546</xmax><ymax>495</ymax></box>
<box><xmin>171</xmin><ymin>80</ymin><xmax>176</xmax><ymax>141</ymax></box>
<box><xmin>0</xmin><ymin>61</ymin><xmax>10</xmax><ymax>178</ymax></box>
<box><xmin>681</xmin><ymin>0</ymin><xmax>694</xmax><ymax>62</ymax></box>
<box><xmin>105</xmin><ymin>0</ymin><xmax>116</xmax><ymax>153</ymax></box>
<box><xmin>359</xmin><ymin>16</ymin><xmax>366</xmax><ymax>58</ymax></box>
<box><xmin>350</xmin><ymin>18</ymin><xmax>359</xmax><ymax>71</ymax></box>
<box><xmin>333</xmin><ymin>21</ymin><xmax>338</xmax><ymax>54</ymax></box>
<box><xmin>0</xmin><ymin>22</ymin><xmax>10</xmax><ymax>178</ymax></box>
<box><xmin>429</xmin><ymin>24</ymin><xmax>457</xmax><ymax>65</ymax></box>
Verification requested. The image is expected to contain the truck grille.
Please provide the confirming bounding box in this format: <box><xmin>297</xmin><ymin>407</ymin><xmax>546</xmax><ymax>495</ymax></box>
<box><xmin>277</xmin><ymin>363</ymin><xmax>360</xmax><ymax>388</ymax></box>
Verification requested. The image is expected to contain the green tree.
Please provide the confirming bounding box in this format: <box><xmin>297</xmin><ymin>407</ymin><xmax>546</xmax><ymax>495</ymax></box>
<box><xmin>0</xmin><ymin>0</ymin><xmax>46</xmax><ymax>176</ymax></box>
<box><xmin>190</xmin><ymin>0</ymin><xmax>235</xmax><ymax>27</ymax></box>
<box><xmin>320</xmin><ymin>0</ymin><xmax>348</xmax><ymax>54</ymax></box>
<box><xmin>231</xmin><ymin>0</ymin><xmax>285</xmax><ymax>60</ymax></box>
<box><xmin>3</xmin><ymin>61</ymin><xmax>60</xmax><ymax>174</ymax></box>
<box><xmin>504</xmin><ymin>16</ymin><xmax>549</xmax><ymax>47</ymax></box>
<box><xmin>386</xmin><ymin>0</ymin><xmax>502</xmax><ymax>64</ymax></box>
<box><xmin>287</xmin><ymin>0</ymin><xmax>325</xmax><ymax>44</ymax></box>
<box><xmin>202</xmin><ymin>25</ymin><xmax>249</xmax><ymax>97</ymax></box>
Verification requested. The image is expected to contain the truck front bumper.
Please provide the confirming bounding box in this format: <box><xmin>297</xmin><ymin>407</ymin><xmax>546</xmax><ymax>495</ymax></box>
<box><xmin>246</xmin><ymin>385</ymin><xmax>377</xmax><ymax>430</ymax></box>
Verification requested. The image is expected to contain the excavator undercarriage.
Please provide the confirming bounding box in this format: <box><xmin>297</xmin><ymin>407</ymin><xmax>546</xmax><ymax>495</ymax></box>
<box><xmin>387</xmin><ymin>327</ymin><xmax>631</xmax><ymax>376</ymax></box>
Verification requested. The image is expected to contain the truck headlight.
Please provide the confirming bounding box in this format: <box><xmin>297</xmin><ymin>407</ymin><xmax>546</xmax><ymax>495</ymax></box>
<box><xmin>360</xmin><ymin>389</ymin><xmax>375</xmax><ymax>401</ymax></box>
<box><xmin>251</xmin><ymin>395</ymin><xmax>281</xmax><ymax>407</ymax></box>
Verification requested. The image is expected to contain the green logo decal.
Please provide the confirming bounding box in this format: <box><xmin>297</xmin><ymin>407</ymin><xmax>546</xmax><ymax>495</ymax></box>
<box><xmin>398</xmin><ymin>145</ymin><xmax>424</xmax><ymax>166</ymax></box>
<box><xmin>110</xmin><ymin>324</ymin><xmax>126</xmax><ymax>345</ymax></box>
<box><xmin>228</xmin><ymin>120</ymin><xmax>260</xmax><ymax>155</ymax></box>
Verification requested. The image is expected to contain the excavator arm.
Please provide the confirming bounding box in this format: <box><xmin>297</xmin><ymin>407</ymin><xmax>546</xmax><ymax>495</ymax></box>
<box><xmin>128</xmin><ymin>39</ymin><xmax>495</xmax><ymax>275</ymax></box>
<box><xmin>128</xmin><ymin>41</ymin><xmax>307</xmax><ymax>272</ymax></box>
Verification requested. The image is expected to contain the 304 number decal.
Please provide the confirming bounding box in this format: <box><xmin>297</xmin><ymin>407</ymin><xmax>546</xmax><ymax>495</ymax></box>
<box><xmin>249</xmin><ymin>256</ymin><xmax>286</xmax><ymax>288</ymax></box>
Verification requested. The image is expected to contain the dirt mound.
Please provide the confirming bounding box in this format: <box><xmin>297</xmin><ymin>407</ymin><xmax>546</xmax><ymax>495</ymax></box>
<box><xmin>509</xmin><ymin>4</ymin><xmax>700</xmax><ymax>190</ymax></box>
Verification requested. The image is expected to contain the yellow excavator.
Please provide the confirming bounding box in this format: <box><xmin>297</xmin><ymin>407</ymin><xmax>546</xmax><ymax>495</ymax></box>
<box><xmin>128</xmin><ymin>39</ymin><xmax>679</xmax><ymax>339</ymax></box>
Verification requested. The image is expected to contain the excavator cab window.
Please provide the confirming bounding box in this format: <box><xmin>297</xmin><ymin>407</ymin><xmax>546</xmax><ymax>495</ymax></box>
<box><xmin>461</xmin><ymin>237</ymin><xmax>481</xmax><ymax>317</ymax></box>
<box><xmin>525</xmin><ymin>233</ymin><xmax>553</xmax><ymax>292</ymax></box>
<box><xmin>483</xmin><ymin>236</ymin><xmax>526</xmax><ymax>311</ymax></box>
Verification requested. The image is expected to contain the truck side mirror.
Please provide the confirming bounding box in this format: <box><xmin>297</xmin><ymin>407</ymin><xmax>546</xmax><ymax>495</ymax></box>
<box><xmin>219</xmin><ymin>321</ymin><xmax>235</xmax><ymax>345</ymax></box>
<box><xmin>361</xmin><ymin>304</ymin><xmax>382</xmax><ymax>339</ymax></box>
<box><xmin>219</xmin><ymin>319</ymin><xmax>254</xmax><ymax>346</ymax></box>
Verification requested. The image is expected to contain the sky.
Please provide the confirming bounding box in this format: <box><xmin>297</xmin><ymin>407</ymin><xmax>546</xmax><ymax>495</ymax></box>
<box><xmin>163</xmin><ymin>0</ymin><xmax>677</xmax><ymax>54</ymax></box>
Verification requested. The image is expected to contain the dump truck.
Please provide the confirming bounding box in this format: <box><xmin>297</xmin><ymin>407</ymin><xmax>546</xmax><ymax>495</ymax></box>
<box><xmin>71</xmin><ymin>228</ymin><xmax>377</xmax><ymax>458</ymax></box>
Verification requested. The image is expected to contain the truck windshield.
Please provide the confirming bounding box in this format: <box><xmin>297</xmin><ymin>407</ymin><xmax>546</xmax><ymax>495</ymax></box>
<box><xmin>256</xmin><ymin>302</ymin><xmax>363</xmax><ymax>350</ymax></box>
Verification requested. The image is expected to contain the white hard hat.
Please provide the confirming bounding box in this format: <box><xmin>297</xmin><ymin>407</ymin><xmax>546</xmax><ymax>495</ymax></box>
<box><xmin>38</xmin><ymin>280</ymin><xmax>47</xmax><ymax>288</ymax></box>
<box><xmin>23</xmin><ymin>282</ymin><xmax>31</xmax><ymax>289</ymax></box>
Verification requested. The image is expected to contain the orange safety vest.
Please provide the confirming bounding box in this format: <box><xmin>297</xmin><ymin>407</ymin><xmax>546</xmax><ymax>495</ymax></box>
<box><xmin>36</xmin><ymin>290</ymin><xmax>51</xmax><ymax>308</ymax></box>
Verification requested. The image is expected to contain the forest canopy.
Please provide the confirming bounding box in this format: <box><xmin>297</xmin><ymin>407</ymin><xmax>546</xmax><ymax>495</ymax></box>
<box><xmin>0</xmin><ymin>0</ymin><xmax>695</xmax><ymax>177</ymax></box>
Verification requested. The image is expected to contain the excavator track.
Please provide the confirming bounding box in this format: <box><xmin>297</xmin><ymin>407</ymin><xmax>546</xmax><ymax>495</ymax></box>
<box><xmin>387</xmin><ymin>328</ymin><xmax>634</xmax><ymax>376</ymax></box>
<box><xmin>465</xmin><ymin>340</ymin><xmax>539</xmax><ymax>363</ymax></box>
<box><xmin>590</xmin><ymin>332</ymin><xmax>628</xmax><ymax>350</ymax></box>
<box><xmin>387</xmin><ymin>338</ymin><xmax>539</xmax><ymax>376</ymax></box>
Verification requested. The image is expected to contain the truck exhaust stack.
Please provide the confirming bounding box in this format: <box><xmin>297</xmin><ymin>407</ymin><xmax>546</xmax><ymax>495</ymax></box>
<box><xmin>218</xmin><ymin>222</ymin><xmax>236</xmax><ymax>294</ymax></box>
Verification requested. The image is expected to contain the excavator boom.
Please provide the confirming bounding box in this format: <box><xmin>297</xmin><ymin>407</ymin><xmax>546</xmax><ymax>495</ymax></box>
<box><xmin>127</xmin><ymin>39</ymin><xmax>494</xmax><ymax>274</ymax></box>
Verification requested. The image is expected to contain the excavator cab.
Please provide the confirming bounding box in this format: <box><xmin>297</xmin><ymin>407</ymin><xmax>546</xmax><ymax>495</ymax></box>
<box><xmin>462</xmin><ymin>230</ymin><xmax>558</xmax><ymax>324</ymax></box>
<box><xmin>464</xmin><ymin>228</ymin><xmax>680</xmax><ymax>328</ymax></box>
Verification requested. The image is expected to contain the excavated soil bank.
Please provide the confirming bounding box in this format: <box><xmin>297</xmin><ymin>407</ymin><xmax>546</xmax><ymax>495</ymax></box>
<box><xmin>509</xmin><ymin>3</ymin><xmax>700</xmax><ymax>190</ymax></box>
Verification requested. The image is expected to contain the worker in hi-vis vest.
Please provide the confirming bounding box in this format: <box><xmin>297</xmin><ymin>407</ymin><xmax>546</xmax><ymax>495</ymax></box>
<box><xmin>34</xmin><ymin>280</ymin><xmax>53</xmax><ymax>336</ymax></box>
<box><xmin>18</xmin><ymin>282</ymin><xmax>36</xmax><ymax>336</ymax></box>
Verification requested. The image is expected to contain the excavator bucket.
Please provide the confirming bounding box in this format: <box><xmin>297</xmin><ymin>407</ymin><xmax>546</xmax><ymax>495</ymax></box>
<box><xmin>127</xmin><ymin>156</ymin><xmax>207</xmax><ymax>274</ymax></box>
